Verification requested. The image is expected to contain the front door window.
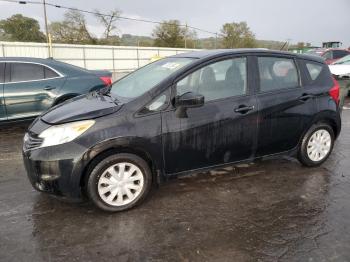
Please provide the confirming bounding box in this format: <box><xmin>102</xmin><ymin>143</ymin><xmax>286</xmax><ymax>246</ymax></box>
<box><xmin>177</xmin><ymin>57</ymin><xmax>247</xmax><ymax>101</ymax></box>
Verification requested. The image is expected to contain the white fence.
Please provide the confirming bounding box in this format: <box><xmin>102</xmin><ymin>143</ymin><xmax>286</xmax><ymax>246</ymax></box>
<box><xmin>0</xmin><ymin>41</ymin><xmax>198</xmax><ymax>74</ymax></box>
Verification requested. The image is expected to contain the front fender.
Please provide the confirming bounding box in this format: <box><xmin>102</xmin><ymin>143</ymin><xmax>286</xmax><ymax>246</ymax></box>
<box><xmin>70</xmin><ymin>136</ymin><xmax>165</xmax><ymax>195</ymax></box>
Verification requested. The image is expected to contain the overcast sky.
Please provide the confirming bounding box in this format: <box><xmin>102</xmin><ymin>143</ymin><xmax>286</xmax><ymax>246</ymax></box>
<box><xmin>0</xmin><ymin>0</ymin><xmax>349</xmax><ymax>47</ymax></box>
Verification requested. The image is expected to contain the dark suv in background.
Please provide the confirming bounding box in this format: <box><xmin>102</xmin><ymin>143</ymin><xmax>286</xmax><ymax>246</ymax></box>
<box><xmin>0</xmin><ymin>57</ymin><xmax>112</xmax><ymax>122</ymax></box>
<box><xmin>23</xmin><ymin>49</ymin><xmax>341</xmax><ymax>212</ymax></box>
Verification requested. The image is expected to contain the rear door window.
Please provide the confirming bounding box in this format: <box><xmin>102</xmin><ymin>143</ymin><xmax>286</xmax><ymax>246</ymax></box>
<box><xmin>257</xmin><ymin>57</ymin><xmax>299</xmax><ymax>92</ymax></box>
<box><xmin>10</xmin><ymin>63</ymin><xmax>45</xmax><ymax>82</ymax></box>
<box><xmin>0</xmin><ymin>63</ymin><xmax>4</xmax><ymax>83</ymax></box>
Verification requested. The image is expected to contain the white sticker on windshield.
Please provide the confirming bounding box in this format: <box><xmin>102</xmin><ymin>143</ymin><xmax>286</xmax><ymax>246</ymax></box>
<box><xmin>161</xmin><ymin>62</ymin><xmax>181</xmax><ymax>70</ymax></box>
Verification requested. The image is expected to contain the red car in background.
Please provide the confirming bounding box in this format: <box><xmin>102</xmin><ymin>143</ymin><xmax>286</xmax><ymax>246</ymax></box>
<box><xmin>306</xmin><ymin>48</ymin><xmax>350</xmax><ymax>64</ymax></box>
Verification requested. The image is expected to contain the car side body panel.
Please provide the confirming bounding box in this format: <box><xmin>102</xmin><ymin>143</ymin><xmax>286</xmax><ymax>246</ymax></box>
<box><xmin>56</xmin><ymin>75</ymin><xmax>107</xmax><ymax>95</ymax></box>
<box><xmin>4</xmin><ymin>72</ymin><xmax>67</xmax><ymax>120</ymax></box>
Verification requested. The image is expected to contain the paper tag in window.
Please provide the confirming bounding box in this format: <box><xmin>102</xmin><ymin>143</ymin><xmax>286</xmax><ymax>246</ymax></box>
<box><xmin>162</xmin><ymin>62</ymin><xmax>180</xmax><ymax>70</ymax></box>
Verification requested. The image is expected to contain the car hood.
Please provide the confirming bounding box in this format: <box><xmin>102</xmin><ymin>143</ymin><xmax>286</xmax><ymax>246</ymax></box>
<box><xmin>41</xmin><ymin>93</ymin><xmax>122</xmax><ymax>125</ymax></box>
<box><xmin>329</xmin><ymin>64</ymin><xmax>350</xmax><ymax>76</ymax></box>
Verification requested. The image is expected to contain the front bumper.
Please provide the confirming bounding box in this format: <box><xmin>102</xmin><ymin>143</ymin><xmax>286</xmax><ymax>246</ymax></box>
<box><xmin>22</xmin><ymin>140</ymin><xmax>89</xmax><ymax>199</ymax></box>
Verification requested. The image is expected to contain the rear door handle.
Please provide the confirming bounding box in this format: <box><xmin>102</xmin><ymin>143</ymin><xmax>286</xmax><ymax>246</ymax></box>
<box><xmin>234</xmin><ymin>105</ymin><xmax>255</xmax><ymax>114</ymax></box>
<box><xmin>299</xmin><ymin>93</ymin><xmax>313</xmax><ymax>101</ymax></box>
<box><xmin>44</xmin><ymin>86</ymin><xmax>56</xmax><ymax>91</ymax></box>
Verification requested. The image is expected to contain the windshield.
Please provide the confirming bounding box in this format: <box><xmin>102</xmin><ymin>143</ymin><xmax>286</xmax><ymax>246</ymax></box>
<box><xmin>334</xmin><ymin>55</ymin><xmax>350</xmax><ymax>65</ymax></box>
<box><xmin>110</xmin><ymin>57</ymin><xmax>195</xmax><ymax>99</ymax></box>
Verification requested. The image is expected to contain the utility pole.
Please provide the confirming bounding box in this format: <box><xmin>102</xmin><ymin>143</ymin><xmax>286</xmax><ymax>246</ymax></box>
<box><xmin>215</xmin><ymin>33</ymin><xmax>218</xmax><ymax>49</ymax></box>
<box><xmin>184</xmin><ymin>23</ymin><xmax>188</xmax><ymax>49</ymax></box>
<box><xmin>42</xmin><ymin>0</ymin><xmax>51</xmax><ymax>57</ymax></box>
<box><xmin>285</xmin><ymin>38</ymin><xmax>292</xmax><ymax>51</ymax></box>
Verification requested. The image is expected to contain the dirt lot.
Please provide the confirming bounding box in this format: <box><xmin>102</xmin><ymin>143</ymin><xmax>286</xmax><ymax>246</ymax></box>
<box><xmin>1</xmin><ymin>101</ymin><xmax>350</xmax><ymax>262</ymax></box>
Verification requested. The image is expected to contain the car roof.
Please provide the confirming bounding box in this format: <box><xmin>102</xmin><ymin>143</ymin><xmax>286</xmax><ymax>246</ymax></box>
<box><xmin>174</xmin><ymin>48</ymin><xmax>325</xmax><ymax>63</ymax></box>
<box><xmin>0</xmin><ymin>57</ymin><xmax>57</xmax><ymax>64</ymax></box>
<box><xmin>0</xmin><ymin>57</ymin><xmax>89</xmax><ymax>75</ymax></box>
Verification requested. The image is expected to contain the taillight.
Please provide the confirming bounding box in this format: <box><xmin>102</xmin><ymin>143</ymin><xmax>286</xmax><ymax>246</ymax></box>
<box><xmin>329</xmin><ymin>77</ymin><xmax>340</xmax><ymax>105</ymax></box>
<box><xmin>100</xmin><ymin>76</ymin><xmax>112</xmax><ymax>86</ymax></box>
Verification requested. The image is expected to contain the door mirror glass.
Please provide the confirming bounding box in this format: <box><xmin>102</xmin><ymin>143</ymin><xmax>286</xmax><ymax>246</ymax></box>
<box><xmin>175</xmin><ymin>92</ymin><xmax>204</xmax><ymax>108</ymax></box>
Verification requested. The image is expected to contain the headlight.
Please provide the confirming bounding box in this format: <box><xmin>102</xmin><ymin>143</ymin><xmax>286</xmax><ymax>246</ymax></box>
<box><xmin>39</xmin><ymin>120</ymin><xmax>95</xmax><ymax>148</ymax></box>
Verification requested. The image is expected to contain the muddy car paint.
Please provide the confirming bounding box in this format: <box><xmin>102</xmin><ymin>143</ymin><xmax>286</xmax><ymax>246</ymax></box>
<box><xmin>22</xmin><ymin>49</ymin><xmax>341</xmax><ymax>200</ymax></box>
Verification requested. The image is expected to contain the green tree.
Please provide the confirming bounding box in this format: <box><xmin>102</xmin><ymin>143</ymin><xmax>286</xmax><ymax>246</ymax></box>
<box><xmin>295</xmin><ymin>42</ymin><xmax>312</xmax><ymax>49</ymax></box>
<box><xmin>49</xmin><ymin>10</ymin><xmax>96</xmax><ymax>44</ymax></box>
<box><xmin>0</xmin><ymin>14</ymin><xmax>45</xmax><ymax>42</ymax></box>
<box><xmin>152</xmin><ymin>20</ymin><xmax>196</xmax><ymax>48</ymax></box>
<box><xmin>221</xmin><ymin>22</ymin><xmax>256</xmax><ymax>48</ymax></box>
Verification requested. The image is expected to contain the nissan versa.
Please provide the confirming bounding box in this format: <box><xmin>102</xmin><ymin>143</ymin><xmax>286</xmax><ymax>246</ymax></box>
<box><xmin>23</xmin><ymin>49</ymin><xmax>341</xmax><ymax>212</ymax></box>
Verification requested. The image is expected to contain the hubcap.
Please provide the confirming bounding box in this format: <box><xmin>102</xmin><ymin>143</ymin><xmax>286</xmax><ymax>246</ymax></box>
<box><xmin>307</xmin><ymin>129</ymin><xmax>332</xmax><ymax>162</ymax></box>
<box><xmin>97</xmin><ymin>162</ymin><xmax>144</xmax><ymax>206</ymax></box>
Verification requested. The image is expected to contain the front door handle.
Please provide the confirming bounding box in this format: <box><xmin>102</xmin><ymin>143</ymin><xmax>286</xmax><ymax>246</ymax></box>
<box><xmin>44</xmin><ymin>86</ymin><xmax>56</xmax><ymax>91</ymax></box>
<box><xmin>299</xmin><ymin>93</ymin><xmax>313</xmax><ymax>101</ymax></box>
<box><xmin>234</xmin><ymin>105</ymin><xmax>255</xmax><ymax>114</ymax></box>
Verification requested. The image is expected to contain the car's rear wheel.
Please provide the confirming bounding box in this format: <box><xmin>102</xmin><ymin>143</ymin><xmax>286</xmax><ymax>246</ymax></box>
<box><xmin>87</xmin><ymin>153</ymin><xmax>152</xmax><ymax>212</ymax></box>
<box><xmin>298</xmin><ymin>123</ymin><xmax>335</xmax><ymax>167</ymax></box>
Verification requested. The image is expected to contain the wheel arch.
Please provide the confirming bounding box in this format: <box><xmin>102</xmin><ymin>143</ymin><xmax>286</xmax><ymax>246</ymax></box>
<box><xmin>298</xmin><ymin>110</ymin><xmax>341</xmax><ymax>148</ymax></box>
<box><xmin>310</xmin><ymin>110</ymin><xmax>341</xmax><ymax>138</ymax></box>
<box><xmin>53</xmin><ymin>93</ymin><xmax>80</xmax><ymax>106</ymax></box>
<box><xmin>79</xmin><ymin>144</ymin><xmax>162</xmax><ymax>196</ymax></box>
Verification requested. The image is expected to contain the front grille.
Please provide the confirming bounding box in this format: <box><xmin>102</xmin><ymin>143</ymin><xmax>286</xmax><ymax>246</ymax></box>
<box><xmin>24</xmin><ymin>132</ymin><xmax>43</xmax><ymax>150</ymax></box>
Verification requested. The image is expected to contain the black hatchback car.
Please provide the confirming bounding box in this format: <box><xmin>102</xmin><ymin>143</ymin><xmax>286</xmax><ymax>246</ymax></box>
<box><xmin>23</xmin><ymin>49</ymin><xmax>341</xmax><ymax>212</ymax></box>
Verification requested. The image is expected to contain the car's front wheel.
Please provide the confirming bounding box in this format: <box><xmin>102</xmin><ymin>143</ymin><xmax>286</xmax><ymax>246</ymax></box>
<box><xmin>298</xmin><ymin>123</ymin><xmax>335</xmax><ymax>167</ymax></box>
<box><xmin>87</xmin><ymin>153</ymin><xmax>152</xmax><ymax>212</ymax></box>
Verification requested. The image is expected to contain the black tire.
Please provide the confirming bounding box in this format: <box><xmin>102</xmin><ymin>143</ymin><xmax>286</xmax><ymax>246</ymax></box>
<box><xmin>87</xmin><ymin>153</ymin><xmax>152</xmax><ymax>212</ymax></box>
<box><xmin>298</xmin><ymin>123</ymin><xmax>335</xmax><ymax>167</ymax></box>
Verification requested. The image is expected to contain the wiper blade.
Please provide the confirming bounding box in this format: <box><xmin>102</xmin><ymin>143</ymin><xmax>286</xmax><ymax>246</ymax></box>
<box><xmin>97</xmin><ymin>86</ymin><xmax>111</xmax><ymax>95</ymax></box>
<box><xmin>95</xmin><ymin>87</ymin><xmax>120</xmax><ymax>104</ymax></box>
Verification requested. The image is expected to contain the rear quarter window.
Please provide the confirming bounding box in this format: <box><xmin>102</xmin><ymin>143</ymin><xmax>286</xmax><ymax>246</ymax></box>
<box><xmin>304</xmin><ymin>60</ymin><xmax>332</xmax><ymax>87</ymax></box>
<box><xmin>306</xmin><ymin>63</ymin><xmax>322</xmax><ymax>80</ymax></box>
<box><xmin>44</xmin><ymin>67</ymin><xmax>59</xmax><ymax>78</ymax></box>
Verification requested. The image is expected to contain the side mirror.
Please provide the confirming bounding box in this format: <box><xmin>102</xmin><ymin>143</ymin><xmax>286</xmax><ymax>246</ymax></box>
<box><xmin>175</xmin><ymin>92</ymin><xmax>204</xmax><ymax>108</ymax></box>
<box><xmin>174</xmin><ymin>92</ymin><xmax>204</xmax><ymax>118</ymax></box>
